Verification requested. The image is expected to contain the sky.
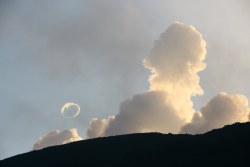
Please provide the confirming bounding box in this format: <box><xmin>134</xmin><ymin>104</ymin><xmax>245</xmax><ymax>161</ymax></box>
<box><xmin>1</xmin><ymin>0</ymin><xmax>250</xmax><ymax>159</ymax></box>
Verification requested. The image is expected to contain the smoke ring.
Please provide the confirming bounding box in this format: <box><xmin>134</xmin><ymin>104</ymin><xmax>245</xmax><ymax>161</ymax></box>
<box><xmin>61</xmin><ymin>102</ymin><xmax>80</xmax><ymax>118</ymax></box>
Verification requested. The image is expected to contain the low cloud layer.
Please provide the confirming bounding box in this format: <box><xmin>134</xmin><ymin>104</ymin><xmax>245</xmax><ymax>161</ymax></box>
<box><xmin>181</xmin><ymin>93</ymin><xmax>250</xmax><ymax>134</ymax></box>
<box><xmin>33</xmin><ymin>129</ymin><xmax>82</xmax><ymax>150</ymax></box>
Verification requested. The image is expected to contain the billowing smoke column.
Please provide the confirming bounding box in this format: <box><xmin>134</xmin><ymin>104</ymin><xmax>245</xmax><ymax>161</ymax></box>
<box><xmin>87</xmin><ymin>22</ymin><xmax>208</xmax><ymax>137</ymax></box>
<box><xmin>143</xmin><ymin>22</ymin><xmax>206</xmax><ymax>122</ymax></box>
<box><xmin>34</xmin><ymin>22</ymin><xmax>250</xmax><ymax>148</ymax></box>
<box><xmin>87</xmin><ymin>22</ymin><xmax>250</xmax><ymax>138</ymax></box>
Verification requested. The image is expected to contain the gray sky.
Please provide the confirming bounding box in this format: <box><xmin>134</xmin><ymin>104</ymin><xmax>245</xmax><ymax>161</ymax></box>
<box><xmin>1</xmin><ymin>0</ymin><xmax>250</xmax><ymax>159</ymax></box>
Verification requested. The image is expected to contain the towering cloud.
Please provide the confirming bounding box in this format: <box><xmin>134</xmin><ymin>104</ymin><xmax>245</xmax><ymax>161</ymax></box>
<box><xmin>87</xmin><ymin>22</ymin><xmax>207</xmax><ymax>137</ymax></box>
<box><xmin>143</xmin><ymin>22</ymin><xmax>206</xmax><ymax>121</ymax></box>
<box><xmin>181</xmin><ymin>93</ymin><xmax>250</xmax><ymax>134</ymax></box>
<box><xmin>33</xmin><ymin>129</ymin><xmax>82</xmax><ymax>150</ymax></box>
<box><xmin>33</xmin><ymin>22</ymin><xmax>250</xmax><ymax>149</ymax></box>
<box><xmin>86</xmin><ymin>22</ymin><xmax>250</xmax><ymax>138</ymax></box>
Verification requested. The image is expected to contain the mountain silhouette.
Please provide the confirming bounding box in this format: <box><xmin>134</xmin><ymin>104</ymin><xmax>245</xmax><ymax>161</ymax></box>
<box><xmin>1</xmin><ymin>122</ymin><xmax>250</xmax><ymax>167</ymax></box>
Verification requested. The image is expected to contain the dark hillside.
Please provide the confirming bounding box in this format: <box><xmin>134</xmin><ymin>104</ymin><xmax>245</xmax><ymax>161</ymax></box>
<box><xmin>1</xmin><ymin>122</ymin><xmax>250</xmax><ymax>167</ymax></box>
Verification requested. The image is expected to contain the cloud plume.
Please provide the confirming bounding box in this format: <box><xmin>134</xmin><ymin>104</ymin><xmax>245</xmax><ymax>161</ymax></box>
<box><xmin>143</xmin><ymin>22</ymin><xmax>206</xmax><ymax>121</ymax></box>
<box><xmin>86</xmin><ymin>22</ymin><xmax>250</xmax><ymax>138</ymax></box>
<box><xmin>33</xmin><ymin>22</ymin><xmax>250</xmax><ymax>148</ymax></box>
<box><xmin>87</xmin><ymin>22</ymin><xmax>207</xmax><ymax>138</ymax></box>
<box><xmin>33</xmin><ymin>129</ymin><xmax>82</xmax><ymax>150</ymax></box>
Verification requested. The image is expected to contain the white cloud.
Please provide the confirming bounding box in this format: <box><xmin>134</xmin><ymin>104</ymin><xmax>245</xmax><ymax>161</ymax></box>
<box><xmin>105</xmin><ymin>91</ymin><xmax>185</xmax><ymax>136</ymax></box>
<box><xmin>87</xmin><ymin>116</ymin><xmax>115</xmax><ymax>138</ymax></box>
<box><xmin>87</xmin><ymin>22</ymin><xmax>207</xmax><ymax>138</ymax></box>
<box><xmin>181</xmin><ymin>93</ymin><xmax>250</xmax><ymax>134</ymax></box>
<box><xmin>32</xmin><ymin>22</ymin><xmax>250</xmax><ymax>149</ymax></box>
<box><xmin>143</xmin><ymin>22</ymin><xmax>206</xmax><ymax>121</ymax></box>
<box><xmin>33</xmin><ymin>129</ymin><xmax>82</xmax><ymax>150</ymax></box>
